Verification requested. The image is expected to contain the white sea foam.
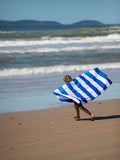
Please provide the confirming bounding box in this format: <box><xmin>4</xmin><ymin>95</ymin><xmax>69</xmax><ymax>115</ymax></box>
<box><xmin>0</xmin><ymin>33</ymin><xmax>120</xmax><ymax>54</ymax></box>
<box><xmin>0</xmin><ymin>62</ymin><xmax>120</xmax><ymax>78</ymax></box>
<box><xmin>0</xmin><ymin>33</ymin><xmax>120</xmax><ymax>47</ymax></box>
<box><xmin>0</xmin><ymin>45</ymin><xmax>120</xmax><ymax>54</ymax></box>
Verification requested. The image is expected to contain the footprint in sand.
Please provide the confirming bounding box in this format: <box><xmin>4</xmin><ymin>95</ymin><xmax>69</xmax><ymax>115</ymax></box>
<box><xmin>1</xmin><ymin>146</ymin><xmax>4</xmax><ymax>149</ymax></box>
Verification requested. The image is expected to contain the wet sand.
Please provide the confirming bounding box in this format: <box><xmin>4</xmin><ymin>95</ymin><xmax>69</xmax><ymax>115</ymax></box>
<box><xmin>0</xmin><ymin>99</ymin><xmax>120</xmax><ymax>160</ymax></box>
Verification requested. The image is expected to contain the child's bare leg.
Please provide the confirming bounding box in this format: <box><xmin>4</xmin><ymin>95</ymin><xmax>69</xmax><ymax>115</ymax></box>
<box><xmin>80</xmin><ymin>105</ymin><xmax>91</xmax><ymax>116</ymax></box>
<box><xmin>74</xmin><ymin>104</ymin><xmax>80</xmax><ymax>118</ymax></box>
<box><xmin>80</xmin><ymin>105</ymin><xmax>95</xmax><ymax>121</ymax></box>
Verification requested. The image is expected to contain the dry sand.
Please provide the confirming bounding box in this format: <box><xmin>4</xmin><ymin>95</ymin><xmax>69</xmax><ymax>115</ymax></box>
<box><xmin>0</xmin><ymin>99</ymin><xmax>120</xmax><ymax>160</ymax></box>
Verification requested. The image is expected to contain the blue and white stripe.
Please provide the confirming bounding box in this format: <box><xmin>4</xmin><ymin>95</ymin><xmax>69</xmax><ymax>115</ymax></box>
<box><xmin>53</xmin><ymin>68</ymin><xmax>112</xmax><ymax>104</ymax></box>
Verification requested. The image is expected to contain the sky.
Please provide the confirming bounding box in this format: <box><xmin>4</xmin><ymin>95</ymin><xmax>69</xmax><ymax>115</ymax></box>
<box><xmin>0</xmin><ymin>0</ymin><xmax>120</xmax><ymax>24</ymax></box>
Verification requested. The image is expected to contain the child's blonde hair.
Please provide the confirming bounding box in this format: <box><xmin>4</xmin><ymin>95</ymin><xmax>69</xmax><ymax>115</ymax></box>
<box><xmin>63</xmin><ymin>75</ymin><xmax>72</xmax><ymax>83</ymax></box>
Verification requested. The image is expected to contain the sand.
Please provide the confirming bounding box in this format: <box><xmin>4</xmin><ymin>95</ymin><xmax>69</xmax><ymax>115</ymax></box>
<box><xmin>0</xmin><ymin>99</ymin><xmax>120</xmax><ymax>160</ymax></box>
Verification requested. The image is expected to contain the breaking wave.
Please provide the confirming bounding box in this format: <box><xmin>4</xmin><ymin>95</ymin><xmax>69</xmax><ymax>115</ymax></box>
<box><xmin>0</xmin><ymin>62</ymin><xmax>120</xmax><ymax>78</ymax></box>
<box><xmin>0</xmin><ymin>33</ymin><xmax>120</xmax><ymax>54</ymax></box>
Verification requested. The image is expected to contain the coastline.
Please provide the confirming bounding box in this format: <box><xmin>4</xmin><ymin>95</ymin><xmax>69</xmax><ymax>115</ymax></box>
<box><xmin>0</xmin><ymin>99</ymin><xmax>120</xmax><ymax>160</ymax></box>
<box><xmin>0</xmin><ymin>68</ymin><xmax>120</xmax><ymax>113</ymax></box>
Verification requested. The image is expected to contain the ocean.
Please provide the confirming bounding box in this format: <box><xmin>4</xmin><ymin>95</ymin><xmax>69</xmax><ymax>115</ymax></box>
<box><xmin>0</xmin><ymin>26</ymin><xmax>120</xmax><ymax>113</ymax></box>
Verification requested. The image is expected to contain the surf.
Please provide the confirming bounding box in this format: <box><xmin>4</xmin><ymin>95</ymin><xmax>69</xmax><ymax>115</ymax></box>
<box><xmin>0</xmin><ymin>62</ymin><xmax>120</xmax><ymax>78</ymax></box>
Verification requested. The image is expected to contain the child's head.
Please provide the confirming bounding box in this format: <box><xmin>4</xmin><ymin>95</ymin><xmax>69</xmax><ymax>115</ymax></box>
<box><xmin>63</xmin><ymin>75</ymin><xmax>72</xmax><ymax>83</ymax></box>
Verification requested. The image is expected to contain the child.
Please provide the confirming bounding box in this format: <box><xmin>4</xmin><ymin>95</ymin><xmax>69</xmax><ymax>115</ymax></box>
<box><xmin>63</xmin><ymin>75</ymin><xmax>95</xmax><ymax>121</ymax></box>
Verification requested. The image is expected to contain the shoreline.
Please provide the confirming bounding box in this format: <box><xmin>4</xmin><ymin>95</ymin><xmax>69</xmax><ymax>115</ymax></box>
<box><xmin>0</xmin><ymin>68</ymin><xmax>120</xmax><ymax>113</ymax></box>
<box><xmin>0</xmin><ymin>99</ymin><xmax>120</xmax><ymax>160</ymax></box>
<box><xmin>0</xmin><ymin>98</ymin><xmax>119</xmax><ymax>115</ymax></box>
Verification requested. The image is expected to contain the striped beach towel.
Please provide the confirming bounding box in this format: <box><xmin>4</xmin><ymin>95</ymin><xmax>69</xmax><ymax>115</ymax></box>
<box><xmin>53</xmin><ymin>68</ymin><xmax>112</xmax><ymax>104</ymax></box>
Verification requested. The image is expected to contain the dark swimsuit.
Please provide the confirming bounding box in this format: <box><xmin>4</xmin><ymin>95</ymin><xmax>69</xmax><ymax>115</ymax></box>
<box><xmin>74</xmin><ymin>102</ymin><xmax>82</xmax><ymax>108</ymax></box>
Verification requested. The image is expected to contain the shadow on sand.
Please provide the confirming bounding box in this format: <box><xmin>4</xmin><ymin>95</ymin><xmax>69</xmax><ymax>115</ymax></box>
<box><xmin>79</xmin><ymin>115</ymin><xmax>120</xmax><ymax>121</ymax></box>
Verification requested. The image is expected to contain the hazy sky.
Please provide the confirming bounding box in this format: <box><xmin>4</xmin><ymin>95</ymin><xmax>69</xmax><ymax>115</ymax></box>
<box><xmin>0</xmin><ymin>0</ymin><xmax>120</xmax><ymax>24</ymax></box>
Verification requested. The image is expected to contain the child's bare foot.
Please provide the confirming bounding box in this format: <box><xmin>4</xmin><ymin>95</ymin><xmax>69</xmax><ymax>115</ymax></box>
<box><xmin>91</xmin><ymin>114</ymin><xmax>95</xmax><ymax>121</ymax></box>
<box><xmin>73</xmin><ymin>116</ymin><xmax>80</xmax><ymax>121</ymax></box>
